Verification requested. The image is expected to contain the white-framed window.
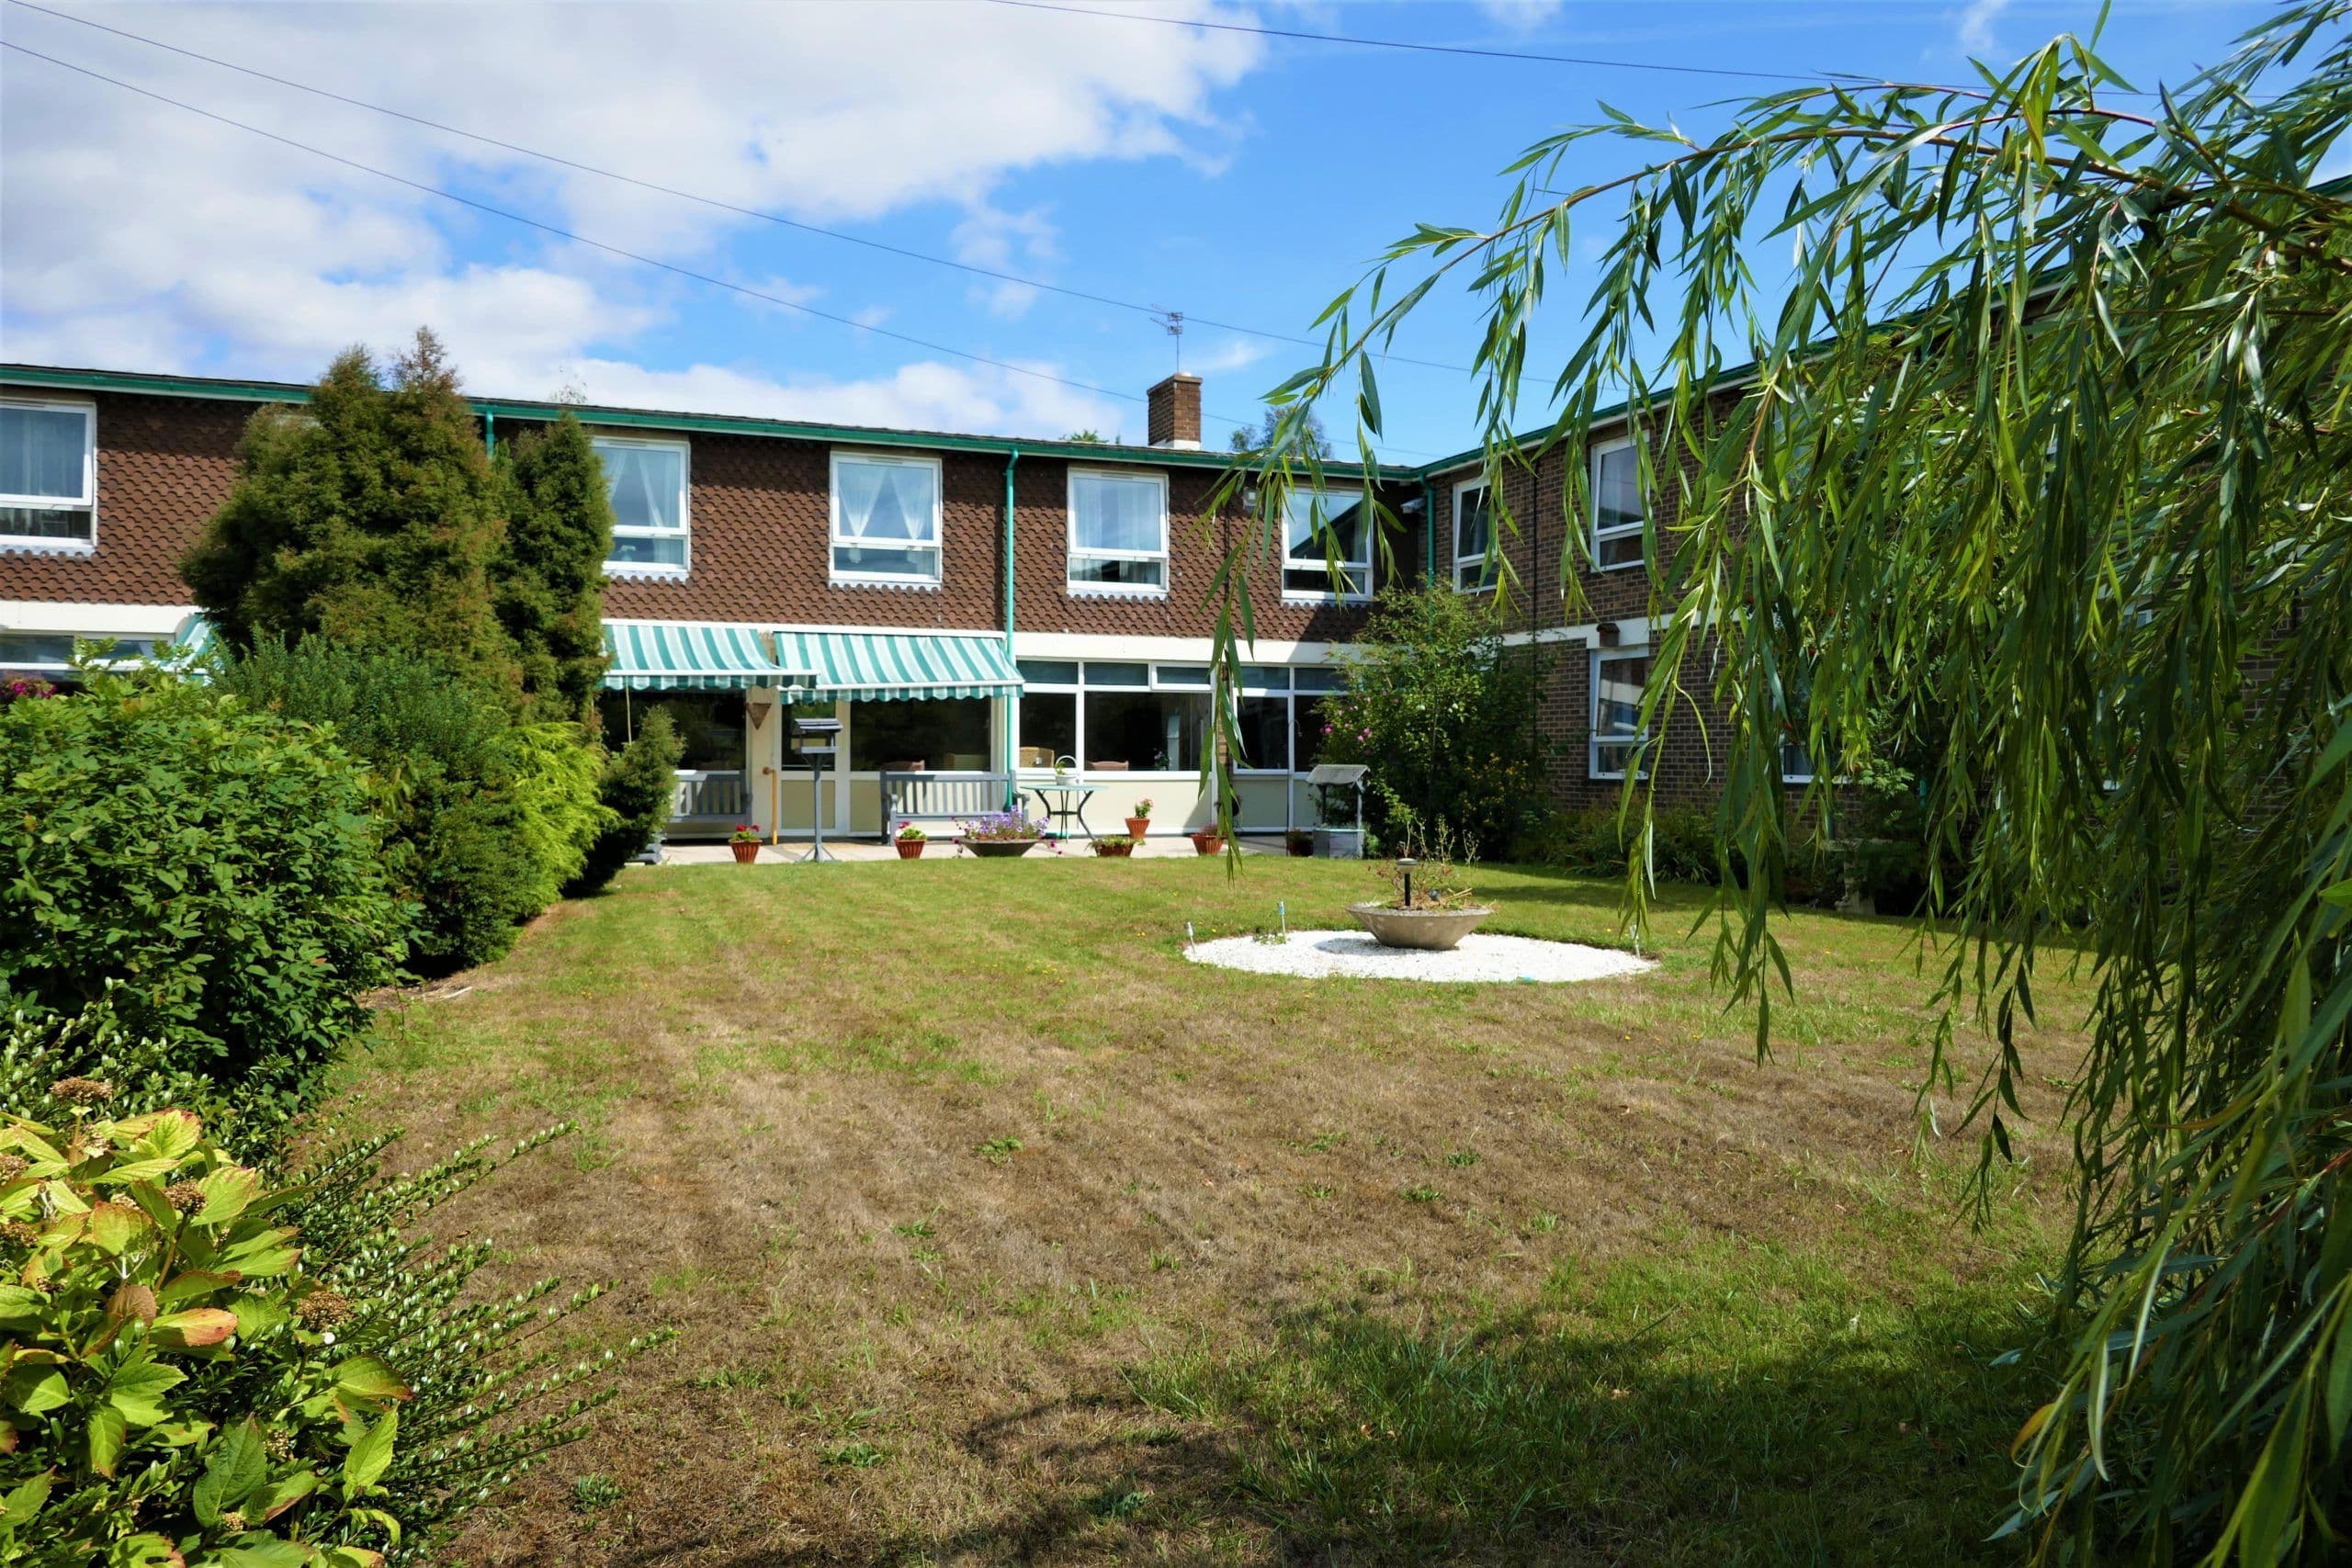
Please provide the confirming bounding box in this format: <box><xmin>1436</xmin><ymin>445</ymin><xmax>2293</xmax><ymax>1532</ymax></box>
<box><xmin>1589</xmin><ymin>647</ymin><xmax>1652</xmax><ymax>780</ymax></box>
<box><xmin>1780</xmin><ymin>668</ymin><xmax>1815</xmax><ymax>784</ymax></box>
<box><xmin>0</xmin><ymin>399</ymin><xmax>97</xmax><ymax>551</ymax></box>
<box><xmin>593</xmin><ymin>434</ymin><xmax>691</xmax><ymax>577</ymax></box>
<box><xmin>831</xmin><ymin>450</ymin><xmax>943</xmax><ymax>587</ymax></box>
<box><xmin>1591</xmin><ymin>436</ymin><xmax>1645</xmax><ymax>570</ymax></box>
<box><xmin>1282</xmin><ymin>486</ymin><xmax>1372</xmax><ymax>602</ymax></box>
<box><xmin>1234</xmin><ymin>664</ymin><xmax>1295</xmax><ymax>774</ymax></box>
<box><xmin>0</xmin><ymin>632</ymin><xmax>163</xmax><ymax>675</ymax></box>
<box><xmin>1452</xmin><ymin>479</ymin><xmax>1495</xmax><ymax>591</ymax></box>
<box><xmin>1067</xmin><ymin>468</ymin><xmax>1169</xmax><ymax>594</ymax></box>
<box><xmin>1015</xmin><ymin>658</ymin><xmax>1348</xmax><ymax>779</ymax></box>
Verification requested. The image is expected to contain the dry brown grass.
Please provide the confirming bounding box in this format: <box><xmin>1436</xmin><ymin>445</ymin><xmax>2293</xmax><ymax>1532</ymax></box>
<box><xmin>339</xmin><ymin>858</ymin><xmax>2088</xmax><ymax>1565</ymax></box>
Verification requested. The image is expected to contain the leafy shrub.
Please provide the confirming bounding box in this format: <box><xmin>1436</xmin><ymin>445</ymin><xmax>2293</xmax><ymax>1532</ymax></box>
<box><xmin>1</xmin><ymin>993</ymin><xmax>282</xmax><ymax>1165</ymax></box>
<box><xmin>1315</xmin><ymin>586</ymin><xmax>1553</xmax><ymax>858</ymax></box>
<box><xmin>0</xmin><ymin>1008</ymin><xmax>667</xmax><ymax>1562</ymax></box>
<box><xmin>0</xmin><ymin>1080</ymin><xmax>406</xmax><ymax>1565</ymax></box>
<box><xmin>0</xmin><ymin>664</ymin><xmax>405</xmax><ymax>1104</ymax></box>
<box><xmin>1520</xmin><ymin>807</ymin><xmax>1848</xmax><ymax>907</ymax></box>
<box><xmin>497</xmin><ymin>722</ymin><xmax>615</xmax><ymax>912</ymax></box>
<box><xmin>566</xmin><ymin>710</ymin><xmax>680</xmax><ymax>897</ymax></box>
<box><xmin>1519</xmin><ymin>806</ymin><xmax>1723</xmax><ymax>885</ymax></box>
<box><xmin>222</xmin><ymin>640</ymin><xmax>598</xmax><ymax>973</ymax></box>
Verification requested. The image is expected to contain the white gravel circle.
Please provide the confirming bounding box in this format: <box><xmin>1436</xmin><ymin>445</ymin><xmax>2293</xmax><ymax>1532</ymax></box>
<box><xmin>1184</xmin><ymin>929</ymin><xmax>1656</xmax><ymax>985</ymax></box>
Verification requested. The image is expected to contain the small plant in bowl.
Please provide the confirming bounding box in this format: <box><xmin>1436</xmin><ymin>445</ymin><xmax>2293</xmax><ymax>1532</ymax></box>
<box><xmin>1189</xmin><ymin>820</ymin><xmax>1226</xmax><ymax>855</ymax></box>
<box><xmin>1125</xmin><ymin>797</ymin><xmax>1155</xmax><ymax>838</ymax></box>
<box><xmin>1351</xmin><ymin>825</ymin><xmax>1493</xmax><ymax>950</ymax></box>
<box><xmin>1284</xmin><ymin>828</ymin><xmax>1314</xmax><ymax>857</ymax></box>
<box><xmin>894</xmin><ymin>821</ymin><xmax>928</xmax><ymax>860</ymax></box>
<box><xmin>959</xmin><ymin>810</ymin><xmax>1046</xmax><ymax>858</ymax></box>
<box><xmin>1091</xmin><ymin>834</ymin><xmax>1136</xmax><ymax>858</ymax></box>
<box><xmin>729</xmin><ymin>823</ymin><xmax>763</xmax><ymax>863</ymax></box>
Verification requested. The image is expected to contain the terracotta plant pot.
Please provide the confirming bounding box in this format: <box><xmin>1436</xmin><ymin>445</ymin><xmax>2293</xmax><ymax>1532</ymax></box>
<box><xmin>896</xmin><ymin>840</ymin><xmax>925</xmax><ymax>860</ymax></box>
<box><xmin>1124</xmin><ymin>817</ymin><xmax>1151</xmax><ymax>838</ymax></box>
<box><xmin>1189</xmin><ymin>831</ymin><xmax>1225</xmax><ymax>856</ymax></box>
<box><xmin>1348</xmin><ymin>903</ymin><xmax>1497</xmax><ymax>952</ymax></box>
<box><xmin>729</xmin><ymin>840</ymin><xmax>761</xmax><ymax>864</ymax></box>
<box><xmin>965</xmin><ymin>839</ymin><xmax>1039</xmax><ymax>859</ymax></box>
<box><xmin>1091</xmin><ymin>839</ymin><xmax>1135</xmax><ymax>857</ymax></box>
<box><xmin>1284</xmin><ymin>833</ymin><xmax>1314</xmax><ymax>857</ymax></box>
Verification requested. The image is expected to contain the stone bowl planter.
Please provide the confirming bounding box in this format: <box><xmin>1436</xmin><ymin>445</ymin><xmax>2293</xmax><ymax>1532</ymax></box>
<box><xmin>1091</xmin><ymin>838</ymin><xmax>1136</xmax><ymax>857</ymax></box>
<box><xmin>1348</xmin><ymin>903</ymin><xmax>1496</xmax><ymax>952</ymax></box>
<box><xmin>964</xmin><ymin>839</ymin><xmax>1040</xmax><ymax>859</ymax></box>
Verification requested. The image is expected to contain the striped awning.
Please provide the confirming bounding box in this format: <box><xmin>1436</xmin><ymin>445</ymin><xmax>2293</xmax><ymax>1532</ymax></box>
<box><xmin>170</xmin><ymin>612</ymin><xmax>218</xmax><ymax>660</ymax></box>
<box><xmin>774</xmin><ymin>629</ymin><xmax>1022</xmax><ymax>703</ymax></box>
<box><xmin>601</xmin><ymin>621</ymin><xmax>814</xmax><ymax>691</ymax></box>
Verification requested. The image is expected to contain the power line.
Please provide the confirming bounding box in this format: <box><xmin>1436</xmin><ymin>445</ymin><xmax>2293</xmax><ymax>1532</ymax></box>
<box><xmin>1</xmin><ymin>0</ymin><xmax>1472</xmax><ymax>378</ymax></box>
<box><xmin>986</xmin><ymin>0</ymin><xmax>1912</xmax><ymax>87</ymax></box>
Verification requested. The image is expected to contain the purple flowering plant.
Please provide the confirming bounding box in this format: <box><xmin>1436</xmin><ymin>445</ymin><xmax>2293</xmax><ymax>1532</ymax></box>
<box><xmin>958</xmin><ymin>810</ymin><xmax>1045</xmax><ymax>842</ymax></box>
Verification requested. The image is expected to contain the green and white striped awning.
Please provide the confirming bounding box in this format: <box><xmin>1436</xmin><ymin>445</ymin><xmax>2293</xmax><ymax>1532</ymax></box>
<box><xmin>775</xmin><ymin>629</ymin><xmax>1022</xmax><ymax>703</ymax></box>
<box><xmin>170</xmin><ymin>612</ymin><xmax>218</xmax><ymax>661</ymax></box>
<box><xmin>601</xmin><ymin>622</ymin><xmax>814</xmax><ymax>691</ymax></box>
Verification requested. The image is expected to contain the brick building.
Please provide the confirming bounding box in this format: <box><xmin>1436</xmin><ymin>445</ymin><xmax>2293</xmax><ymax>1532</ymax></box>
<box><xmin>0</xmin><ymin>360</ymin><xmax>1742</xmax><ymax>838</ymax></box>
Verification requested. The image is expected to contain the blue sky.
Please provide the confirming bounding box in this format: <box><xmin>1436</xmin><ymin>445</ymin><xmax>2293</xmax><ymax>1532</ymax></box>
<box><xmin>0</xmin><ymin>1</ymin><xmax>2302</xmax><ymax>460</ymax></box>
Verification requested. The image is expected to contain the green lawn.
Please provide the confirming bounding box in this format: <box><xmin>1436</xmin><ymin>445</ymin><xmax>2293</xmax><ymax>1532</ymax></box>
<box><xmin>343</xmin><ymin>856</ymin><xmax>2080</xmax><ymax>1565</ymax></box>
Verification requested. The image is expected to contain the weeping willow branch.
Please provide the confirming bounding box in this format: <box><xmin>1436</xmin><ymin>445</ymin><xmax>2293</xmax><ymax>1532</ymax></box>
<box><xmin>1206</xmin><ymin>3</ymin><xmax>2352</xmax><ymax>1560</ymax></box>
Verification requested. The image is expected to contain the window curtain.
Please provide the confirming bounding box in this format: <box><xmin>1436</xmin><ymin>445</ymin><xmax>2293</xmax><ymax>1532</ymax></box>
<box><xmin>601</xmin><ymin>445</ymin><xmax>683</xmax><ymax>532</ymax></box>
<box><xmin>0</xmin><ymin>407</ymin><xmax>85</xmax><ymax>500</ymax></box>
<box><xmin>1072</xmin><ymin>474</ymin><xmax>1161</xmax><ymax>551</ymax></box>
<box><xmin>839</xmin><ymin>461</ymin><xmax>936</xmax><ymax>543</ymax></box>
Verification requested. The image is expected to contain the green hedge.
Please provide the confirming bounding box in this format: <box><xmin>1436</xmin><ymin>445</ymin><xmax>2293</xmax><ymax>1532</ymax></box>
<box><xmin>566</xmin><ymin>709</ymin><xmax>681</xmax><ymax>897</ymax></box>
<box><xmin>1516</xmin><ymin>806</ymin><xmax>1853</xmax><ymax>908</ymax></box>
<box><xmin>222</xmin><ymin>641</ymin><xmax>605</xmax><ymax>973</ymax></box>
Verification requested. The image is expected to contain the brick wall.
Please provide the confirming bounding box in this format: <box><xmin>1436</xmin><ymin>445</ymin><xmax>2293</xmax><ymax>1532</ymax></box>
<box><xmin>0</xmin><ymin>388</ymin><xmax>1396</xmax><ymax>647</ymax></box>
<box><xmin>1010</xmin><ymin>456</ymin><xmax>1405</xmax><ymax>644</ymax></box>
<box><xmin>1435</xmin><ymin>390</ymin><xmax>1752</xmax><ymax>809</ymax></box>
<box><xmin>0</xmin><ymin>391</ymin><xmax>247</xmax><ymax>607</ymax></box>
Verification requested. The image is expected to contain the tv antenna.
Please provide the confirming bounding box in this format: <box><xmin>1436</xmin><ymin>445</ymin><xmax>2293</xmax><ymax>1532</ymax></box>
<box><xmin>1153</xmin><ymin>308</ymin><xmax>1184</xmax><ymax>372</ymax></box>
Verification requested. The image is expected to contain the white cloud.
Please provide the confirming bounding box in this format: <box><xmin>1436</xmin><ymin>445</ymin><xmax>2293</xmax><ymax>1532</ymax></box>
<box><xmin>0</xmin><ymin>0</ymin><xmax>1264</xmax><ymax>433</ymax></box>
<box><xmin>949</xmin><ymin>203</ymin><xmax>1063</xmax><ymax>320</ymax></box>
<box><xmin>1184</xmin><ymin>335</ymin><xmax>1272</xmax><ymax>378</ymax></box>
<box><xmin>545</xmin><ymin>357</ymin><xmax>1125</xmax><ymax>442</ymax></box>
<box><xmin>1955</xmin><ymin>0</ymin><xmax>2012</xmax><ymax>55</ymax></box>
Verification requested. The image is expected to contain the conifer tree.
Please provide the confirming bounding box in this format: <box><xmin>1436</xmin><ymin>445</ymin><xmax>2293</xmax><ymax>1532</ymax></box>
<box><xmin>183</xmin><ymin>328</ymin><xmax>517</xmax><ymax>695</ymax></box>
<box><xmin>497</xmin><ymin>411</ymin><xmax>613</xmax><ymax>723</ymax></box>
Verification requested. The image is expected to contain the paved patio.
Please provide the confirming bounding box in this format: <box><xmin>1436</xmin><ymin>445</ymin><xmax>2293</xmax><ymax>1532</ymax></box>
<box><xmin>656</xmin><ymin>833</ymin><xmax>1294</xmax><ymax>864</ymax></box>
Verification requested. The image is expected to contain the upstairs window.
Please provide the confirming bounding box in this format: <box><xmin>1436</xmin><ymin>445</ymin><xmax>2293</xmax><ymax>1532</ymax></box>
<box><xmin>831</xmin><ymin>451</ymin><xmax>943</xmax><ymax>586</ymax></box>
<box><xmin>1591</xmin><ymin>437</ymin><xmax>1645</xmax><ymax>570</ymax></box>
<box><xmin>1067</xmin><ymin>469</ymin><xmax>1168</xmax><ymax>593</ymax></box>
<box><xmin>0</xmin><ymin>399</ymin><xmax>96</xmax><ymax>550</ymax></box>
<box><xmin>1452</xmin><ymin>479</ymin><xmax>1495</xmax><ymax>591</ymax></box>
<box><xmin>594</xmin><ymin>434</ymin><xmax>690</xmax><ymax>576</ymax></box>
<box><xmin>1589</xmin><ymin>648</ymin><xmax>1652</xmax><ymax>779</ymax></box>
<box><xmin>1281</xmin><ymin>487</ymin><xmax>1372</xmax><ymax>602</ymax></box>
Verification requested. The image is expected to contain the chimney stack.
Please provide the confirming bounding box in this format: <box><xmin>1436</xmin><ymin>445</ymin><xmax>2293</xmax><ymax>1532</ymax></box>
<box><xmin>1147</xmin><ymin>373</ymin><xmax>1202</xmax><ymax>450</ymax></box>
